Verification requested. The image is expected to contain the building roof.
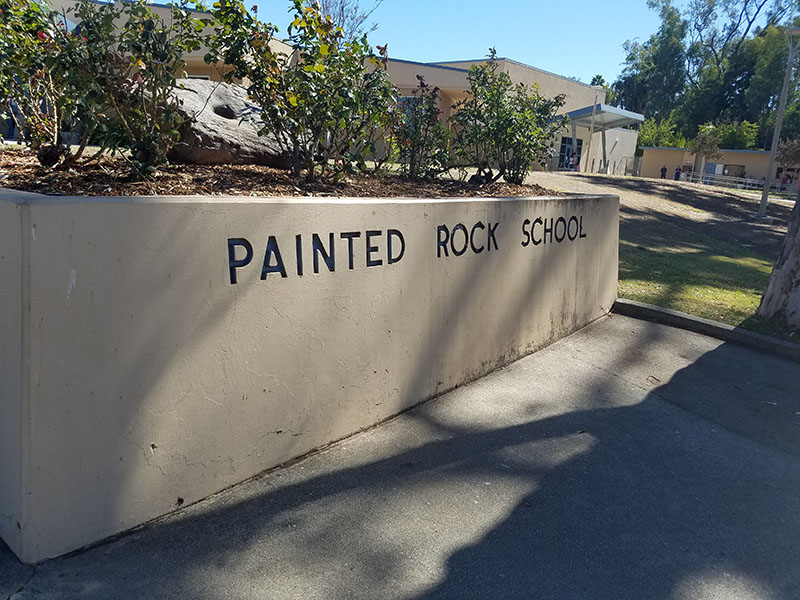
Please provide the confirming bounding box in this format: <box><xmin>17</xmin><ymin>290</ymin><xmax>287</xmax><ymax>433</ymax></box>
<box><xmin>386</xmin><ymin>58</ymin><xmax>470</xmax><ymax>74</ymax></box>
<box><xmin>641</xmin><ymin>147</ymin><xmax>770</xmax><ymax>154</ymax></box>
<box><xmin>434</xmin><ymin>57</ymin><xmax>604</xmax><ymax>91</ymax></box>
<box><xmin>566</xmin><ymin>104</ymin><xmax>644</xmax><ymax>130</ymax></box>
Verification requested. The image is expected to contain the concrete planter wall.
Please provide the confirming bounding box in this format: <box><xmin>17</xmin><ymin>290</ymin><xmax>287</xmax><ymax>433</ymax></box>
<box><xmin>0</xmin><ymin>190</ymin><xmax>618</xmax><ymax>563</ymax></box>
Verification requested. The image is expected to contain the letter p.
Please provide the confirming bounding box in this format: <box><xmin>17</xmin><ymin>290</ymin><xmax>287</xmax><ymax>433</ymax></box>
<box><xmin>228</xmin><ymin>238</ymin><xmax>253</xmax><ymax>284</ymax></box>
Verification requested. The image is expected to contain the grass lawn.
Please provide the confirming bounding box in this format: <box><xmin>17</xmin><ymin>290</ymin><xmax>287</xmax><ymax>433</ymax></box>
<box><xmin>534</xmin><ymin>173</ymin><xmax>797</xmax><ymax>342</ymax></box>
<box><xmin>617</xmin><ymin>199</ymin><xmax>795</xmax><ymax>341</ymax></box>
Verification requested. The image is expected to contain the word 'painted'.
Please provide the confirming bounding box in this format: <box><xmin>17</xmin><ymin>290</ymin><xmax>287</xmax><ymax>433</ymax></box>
<box><xmin>520</xmin><ymin>216</ymin><xmax>587</xmax><ymax>247</ymax></box>
<box><xmin>228</xmin><ymin>229</ymin><xmax>405</xmax><ymax>284</ymax></box>
<box><xmin>437</xmin><ymin>222</ymin><xmax>500</xmax><ymax>258</ymax></box>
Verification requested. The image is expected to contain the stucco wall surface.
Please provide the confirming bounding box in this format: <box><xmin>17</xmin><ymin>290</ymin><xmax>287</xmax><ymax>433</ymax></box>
<box><xmin>0</xmin><ymin>192</ymin><xmax>618</xmax><ymax>563</ymax></box>
<box><xmin>0</xmin><ymin>196</ymin><xmax>23</xmax><ymax>554</ymax></box>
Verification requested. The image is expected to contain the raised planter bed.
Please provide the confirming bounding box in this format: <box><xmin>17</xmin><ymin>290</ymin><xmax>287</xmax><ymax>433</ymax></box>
<box><xmin>0</xmin><ymin>189</ymin><xmax>618</xmax><ymax>562</ymax></box>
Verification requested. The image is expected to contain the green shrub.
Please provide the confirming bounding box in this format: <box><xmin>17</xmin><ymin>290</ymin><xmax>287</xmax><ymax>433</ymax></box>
<box><xmin>452</xmin><ymin>49</ymin><xmax>567</xmax><ymax>185</ymax></box>
<box><xmin>73</xmin><ymin>0</ymin><xmax>208</xmax><ymax>177</ymax></box>
<box><xmin>393</xmin><ymin>76</ymin><xmax>451</xmax><ymax>179</ymax></box>
<box><xmin>209</xmin><ymin>0</ymin><xmax>395</xmax><ymax>181</ymax></box>
<box><xmin>0</xmin><ymin>0</ymin><xmax>97</xmax><ymax>166</ymax></box>
<box><xmin>0</xmin><ymin>0</ymin><xmax>207</xmax><ymax>176</ymax></box>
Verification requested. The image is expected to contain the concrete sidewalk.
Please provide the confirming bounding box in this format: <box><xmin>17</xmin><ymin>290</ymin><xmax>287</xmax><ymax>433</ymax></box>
<box><xmin>3</xmin><ymin>314</ymin><xmax>800</xmax><ymax>600</ymax></box>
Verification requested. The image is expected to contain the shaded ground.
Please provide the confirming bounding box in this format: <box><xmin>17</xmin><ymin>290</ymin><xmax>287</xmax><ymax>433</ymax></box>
<box><xmin>529</xmin><ymin>172</ymin><xmax>796</xmax><ymax>338</ymax></box>
<box><xmin>2</xmin><ymin>315</ymin><xmax>799</xmax><ymax>599</ymax></box>
<box><xmin>529</xmin><ymin>171</ymin><xmax>793</xmax><ymax>256</ymax></box>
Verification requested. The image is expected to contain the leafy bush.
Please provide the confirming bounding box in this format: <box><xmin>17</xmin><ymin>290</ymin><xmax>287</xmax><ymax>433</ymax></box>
<box><xmin>393</xmin><ymin>76</ymin><xmax>451</xmax><ymax>179</ymax></box>
<box><xmin>209</xmin><ymin>0</ymin><xmax>395</xmax><ymax>181</ymax></box>
<box><xmin>0</xmin><ymin>0</ymin><xmax>97</xmax><ymax>166</ymax></box>
<box><xmin>72</xmin><ymin>0</ymin><xmax>208</xmax><ymax>177</ymax></box>
<box><xmin>452</xmin><ymin>50</ymin><xmax>567</xmax><ymax>185</ymax></box>
<box><xmin>0</xmin><ymin>0</ymin><xmax>207</xmax><ymax>176</ymax></box>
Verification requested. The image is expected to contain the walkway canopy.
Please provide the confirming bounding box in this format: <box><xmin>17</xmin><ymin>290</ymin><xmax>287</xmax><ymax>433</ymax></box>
<box><xmin>563</xmin><ymin>104</ymin><xmax>644</xmax><ymax>173</ymax></box>
<box><xmin>566</xmin><ymin>104</ymin><xmax>644</xmax><ymax>132</ymax></box>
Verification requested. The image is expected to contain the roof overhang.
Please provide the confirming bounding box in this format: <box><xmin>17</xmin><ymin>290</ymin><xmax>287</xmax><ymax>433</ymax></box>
<box><xmin>566</xmin><ymin>104</ymin><xmax>644</xmax><ymax>131</ymax></box>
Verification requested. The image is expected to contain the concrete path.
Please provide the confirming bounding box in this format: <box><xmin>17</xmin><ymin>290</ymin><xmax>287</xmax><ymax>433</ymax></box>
<box><xmin>3</xmin><ymin>314</ymin><xmax>800</xmax><ymax>599</ymax></box>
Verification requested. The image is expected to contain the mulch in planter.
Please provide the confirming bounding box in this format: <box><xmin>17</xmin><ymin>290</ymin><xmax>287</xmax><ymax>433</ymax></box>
<box><xmin>0</xmin><ymin>150</ymin><xmax>559</xmax><ymax>198</ymax></box>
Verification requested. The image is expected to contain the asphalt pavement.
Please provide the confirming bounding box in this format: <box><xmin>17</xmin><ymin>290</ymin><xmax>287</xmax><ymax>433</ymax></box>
<box><xmin>2</xmin><ymin>314</ymin><xmax>799</xmax><ymax>600</ymax></box>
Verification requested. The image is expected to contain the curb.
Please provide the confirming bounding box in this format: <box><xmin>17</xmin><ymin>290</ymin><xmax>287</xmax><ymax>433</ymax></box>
<box><xmin>612</xmin><ymin>298</ymin><xmax>800</xmax><ymax>364</ymax></box>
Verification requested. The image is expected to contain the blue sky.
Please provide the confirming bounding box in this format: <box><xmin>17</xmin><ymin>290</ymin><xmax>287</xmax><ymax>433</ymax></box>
<box><xmin>256</xmin><ymin>0</ymin><xmax>664</xmax><ymax>83</ymax></box>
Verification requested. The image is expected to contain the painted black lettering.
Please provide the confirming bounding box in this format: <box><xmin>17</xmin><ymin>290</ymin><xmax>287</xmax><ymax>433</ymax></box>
<box><xmin>261</xmin><ymin>236</ymin><xmax>287</xmax><ymax>279</ymax></box>
<box><xmin>543</xmin><ymin>218</ymin><xmax>553</xmax><ymax>244</ymax></box>
<box><xmin>531</xmin><ymin>217</ymin><xmax>543</xmax><ymax>246</ymax></box>
<box><xmin>470</xmin><ymin>221</ymin><xmax>486</xmax><ymax>253</ymax></box>
<box><xmin>567</xmin><ymin>216</ymin><xmax>579</xmax><ymax>241</ymax></box>
<box><xmin>451</xmin><ymin>223</ymin><xmax>469</xmax><ymax>256</ymax></box>
<box><xmin>579</xmin><ymin>216</ymin><xmax>587</xmax><ymax>238</ymax></box>
<box><xmin>340</xmin><ymin>231</ymin><xmax>361</xmax><ymax>270</ymax></box>
<box><xmin>437</xmin><ymin>225</ymin><xmax>450</xmax><ymax>258</ymax></box>
<box><xmin>387</xmin><ymin>229</ymin><xmax>405</xmax><ymax>264</ymax></box>
<box><xmin>555</xmin><ymin>217</ymin><xmax>566</xmax><ymax>242</ymax></box>
<box><xmin>366</xmin><ymin>230</ymin><xmax>382</xmax><ymax>267</ymax></box>
<box><xmin>487</xmin><ymin>222</ymin><xmax>499</xmax><ymax>251</ymax></box>
<box><xmin>521</xmin><ymin>219</ymin><xmax>531</xmax><ymax>247</ymax></box>
<box><xmin>312</xmin><ymin>232</ymin><xmax>335</xmax><ymax>273</ymax></box>
<box><xmin>295</xmin><ymin>234</ymin><xmax>303</xmax><ymax>276</ymax></box>
<box><xmin>228</xmin><ymin>238</ymin><xmax>253</xmax><ymax>285</ymax></box>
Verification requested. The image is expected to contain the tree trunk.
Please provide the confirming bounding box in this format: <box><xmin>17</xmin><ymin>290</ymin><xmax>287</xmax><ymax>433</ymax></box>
<box><xmin>757</xmin><ymin>198</ymin><xmax>800</xmax><ymax>329</ymax></box>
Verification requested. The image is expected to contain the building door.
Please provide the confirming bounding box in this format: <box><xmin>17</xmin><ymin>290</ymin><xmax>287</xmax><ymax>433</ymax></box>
<box><xmin>559</xmin><ymin>137</ymin><xmax>582</xmax><ymax>169</ymax></box>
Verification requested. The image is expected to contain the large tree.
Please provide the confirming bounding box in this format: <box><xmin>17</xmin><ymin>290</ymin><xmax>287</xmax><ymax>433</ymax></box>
<box><xmin>317</xmin><ymin>0</ymin><xmax>384</xmax><ymax>39</ymax></box>
<box><xmin>614</xmin><ymin>0</ymin><xmax>687</xmax><ymax>119</ymax></box>
<box><xmin>615</xmin><ymin>0</ymin><xmax>799</xmax><ymax>143</ymax></box>
<box><xmin>758</xmin><ymin>140</ymin><xmax>800</xmax><ymax>329</ymax></box>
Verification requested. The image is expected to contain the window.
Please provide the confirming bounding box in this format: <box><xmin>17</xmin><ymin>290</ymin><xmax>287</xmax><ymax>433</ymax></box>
<box><xmin>723</xmin><ymin>164</ymin><xmax>745</xmax><ymax>178</ymax></box>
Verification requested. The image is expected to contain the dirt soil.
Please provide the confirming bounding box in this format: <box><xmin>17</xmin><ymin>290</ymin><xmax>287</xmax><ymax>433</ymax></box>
<box><xmin>0</xmin><ymin>151</ymin><xmax>557</xmax><ymax>199</ymax></box>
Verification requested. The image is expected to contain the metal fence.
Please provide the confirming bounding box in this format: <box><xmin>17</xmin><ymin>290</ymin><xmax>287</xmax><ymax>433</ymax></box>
<box><xmin>684</xmin><ymin>171</ymin><xmax>796</xmax><ymax>199</ymax></box>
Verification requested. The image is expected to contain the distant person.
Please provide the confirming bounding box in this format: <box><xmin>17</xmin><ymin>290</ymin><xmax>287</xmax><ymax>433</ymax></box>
<box><xmin>569</xmin><ymin>155</ymin><xmax>577</xmax><ymax>171</ymax></box>
<box><xmin>674</xmin><ymin>167</ymin><xmax>681</xmax><ymax>181</ymax></box>
<box><xmin>660</xmin><ymin>165</ymin><xmax>667</xmax><ymax>179</ymax></box>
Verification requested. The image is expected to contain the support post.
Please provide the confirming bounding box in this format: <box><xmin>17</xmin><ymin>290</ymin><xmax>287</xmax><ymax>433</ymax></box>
<box><xmin>582</xmin><ymin>94</ymin><xmax>598</xmax><ymax>173</ymax></box>
<box><xmin>601</xmin><ymin>129</ymin><xmax>608</xmax><ymax>174</ymax></box>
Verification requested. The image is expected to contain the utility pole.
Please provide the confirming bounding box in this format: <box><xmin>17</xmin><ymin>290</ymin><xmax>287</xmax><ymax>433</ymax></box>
<box><xmin>757</xmin><ymin>28</ymin><xmax>800</xmax><ymax>219</ymax></box>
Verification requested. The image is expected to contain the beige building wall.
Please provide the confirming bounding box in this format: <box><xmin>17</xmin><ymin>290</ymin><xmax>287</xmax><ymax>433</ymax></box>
<box><xmin>640</xmin><ymin>148</ymin><xmax>690</xmax><ymax>179</ymax></box>
<box><xmin>184</xmin><ymin>60</ymin><xmax>226</xmax><ymax>82</ymax></box>
<box><xmin>387</xmin><ymin>60</ymin><xmax>470</xmax><ymax>122</ymax></box>
<box><xmin>641</xmin><ymin>148</ymin><xmax>773</xmax><ymax>180</ymax></box>
<box><xmin>714</xmin><ymin>151</ymin><xmax>771</xmax><ymax>179</ymax></box>
<box><xmin>585</xmin><ymin>127</ymin><xmax>639</xmax><ymax>175</ymax></box>
<box><xmin>434</xmin><ymin>59</ymin><xmax>606</xmax><ymax>113</ymax></box>
<box><xmin>0</xmin><ymin>191</ymin><xmax>619</xmax><ymax>563</ymax></box>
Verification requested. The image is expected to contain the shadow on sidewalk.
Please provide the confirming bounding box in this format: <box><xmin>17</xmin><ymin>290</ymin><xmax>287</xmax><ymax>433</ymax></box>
<box><xmin>2</xmin><ymin>322</ymin><xmax>799</xmax><ymax>600</ymax></box>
